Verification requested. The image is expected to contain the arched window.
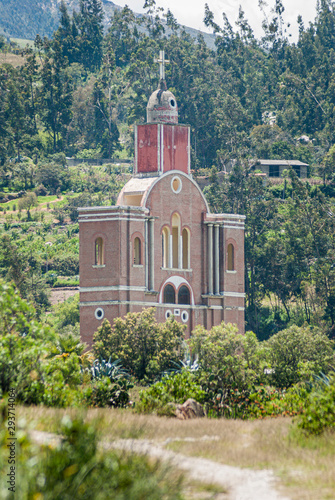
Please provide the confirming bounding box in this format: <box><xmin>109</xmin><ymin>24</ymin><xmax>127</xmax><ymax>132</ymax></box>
<box><xmin>172</xmin><ymin>213</ymin><xmax>180</xmax><ymax>268</ymax></box>
<box><xmin>163</xmin><ymin>284</ymin><xmax>175</xmax><ymax>304</ymax></box>
<box><xmin>182</xmin><ymin>228</ymin><xmax>190</xmax><ymax>269</ymax></box>
<box><xmin>178</xmin><ymin>285</ymin><xmax>190</xmax><ymax>305</ymax></box>
<box><xmin>134</xmin><ymin>237</ymin><xmax>141</xmax><ymax>265</ymax></box>
<box><xmin>95</xmin><ymin>237</ymin><xmax>104</xmax><ymax>265</ymax></box>
<box><xmin>227</xmin><ymin>243</ymin><xmax>235</xmax><ymax>271</ymax></box>
<box><xmin>162</xmin><ymin>227</ymin><xmax>169</xmax><ymax>268</ymax></box>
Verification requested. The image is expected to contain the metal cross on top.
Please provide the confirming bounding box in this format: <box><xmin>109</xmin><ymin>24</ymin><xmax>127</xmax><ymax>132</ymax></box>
<box><xmin>154</xmin><ymin>50</ymin><xmax>170</xmax><ymax>80</ymax></box>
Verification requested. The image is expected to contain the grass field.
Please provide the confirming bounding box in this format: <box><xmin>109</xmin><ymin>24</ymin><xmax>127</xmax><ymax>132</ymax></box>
<box><xmin>0</xmin><ymin>52</ymin><xmax>25</xmax><ymax>67</ymax></box>
<box><xmin>19</xmin><ymin>405</ymin><xmax>335</xmax><ymax>500</ymax></box>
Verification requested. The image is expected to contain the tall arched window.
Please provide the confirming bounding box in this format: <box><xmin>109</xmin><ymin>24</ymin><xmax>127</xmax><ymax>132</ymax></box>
<box><xmin>182</xmin><ymin>228</ymin><xmax>190</xmax><ymax>269</ymax></box>
<box><xmin>162</xmin><ymin>227</ymin><xmax>169</xmax><ymax>268</ymax></box>
<box><xmin>227</xmin><ymin>243</ymin><xmax>235</xmax><ymax>271</ymax></box>
<box><xmin>172</xmin><ymin>213</ymin><xmax>180</xmax><ymax>268</ymax></box>
<box><xmin>163</xmin><ymin>284</ymin><xmax>175</xmax><ymax>304</ymax></box>
<box><xmin>178</xmin><ymin>285</ymin><xmax>190</xmax><ymax>305</ymax></box>
<box><xmin>134</xmin><ymin>237</ymin><xmax>141</xmax><ymax>265</ymax></box>
<box><xmin>95</xmin><ymin>237</ymin><xmax>104</xmax><ymax>265</ymax></box>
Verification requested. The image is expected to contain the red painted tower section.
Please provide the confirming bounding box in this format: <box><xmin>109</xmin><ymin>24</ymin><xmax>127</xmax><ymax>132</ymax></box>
<box><xmin>135</xmin><ymin>123</ymin><xmax>190</xmax><ymax>175</ymax></box>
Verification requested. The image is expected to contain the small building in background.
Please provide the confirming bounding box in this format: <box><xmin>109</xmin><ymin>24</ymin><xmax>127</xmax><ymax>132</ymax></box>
<box><xmin>252</xmin><ymin>159</ymin><xmax>308</xmax><ymax>178</ymax></box>
<box><xmin>78</xmin><ymin>52</ymin><xmax>245</xmax><ymax>346</ymax></box>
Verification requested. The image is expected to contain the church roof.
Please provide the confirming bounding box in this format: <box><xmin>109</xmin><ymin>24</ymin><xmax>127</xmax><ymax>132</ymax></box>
<box><xmin>121</xmin><ymin>177</ymin><xmax>156</xmax><ymax>195</ymax></box>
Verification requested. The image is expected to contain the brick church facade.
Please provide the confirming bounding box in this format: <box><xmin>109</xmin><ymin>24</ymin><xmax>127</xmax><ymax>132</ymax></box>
<box><xmin>79</xmin><ymin>52</ymin><xmax>245</xmax><ymax>345</ymax></box>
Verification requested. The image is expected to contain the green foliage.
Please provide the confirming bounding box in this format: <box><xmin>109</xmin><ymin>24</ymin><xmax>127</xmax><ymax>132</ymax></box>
<box><xmin>190</xmin><ymin>323</ymin><xmax>266</xmax><ymax>387</ymax></box>
<box><xmin>93</xmin><ymin>308</ymin><xmax>186</xmax><ymax>382</ymax></box>
<box><xmin>17</xmin><ymin>192</ymin><xmax>38</xmax><ymax>212</ymax></box>
<box><xmin>137</xmin><ymin>370</ymin><xmax>205</xmax><ymax>416</ymax></box>
<box><xmin>89</xmin><ymin>358</ymin><xmax>129</xmax><ymax>382</ymax></box>
<box><xmin>0</xmin><ymin>414</ymin><xmax>184</xmax><ymax>500</ymax></box>
<box><xmin>189</xmin><ymin>323</ymin><xmax>267</xmax><ymax>418</ymax></box>
<box><xmin>247</xmin><ymin>384</ymin><xmax>307</xmax><ymax>419</ymax></box>
<box><xmin>36</xmin><ymin>162</ymin><xmax>71</xmax><ymax>194</ymax></box>
<box><xmin>51</xmin><ymin>294</ymin><xmax>80</xmax><ymax>329</ymax></box>
<box><xmin>298</xmin><ymin>372</ymin><xmax>335</xmax><ymax>434</ymax></box>
<box><xmin>82</xmin><ymin>375</ymin><xmax>132</xmax><ymax>408</ymax></box>
<box><xmin>264</xmin><ymin>325</ymin><xmax>335</xmax><ymax>388</ymax></box>
<box><xmin>0</xmin><ymin>280</ymin><xmax>130</xmax><ymax>408</ymax></box>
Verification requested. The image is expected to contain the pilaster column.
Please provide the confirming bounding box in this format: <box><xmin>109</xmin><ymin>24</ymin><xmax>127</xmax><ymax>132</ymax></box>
<box><xmin>178</xmin><ymin>231</ymin><xmax>183</xmax><ymax>269</ymax></box>
<box><xmin>214</xmin><ymin>224</ymin><xmax>220</xmax><ymax>295</ymax></box>
<box><xmin>145</xmin><ymin>218</ymin><xmax>149</xmax><ymax>290</ymax></box>
<box><xmin>208</xmin><ymin>223</ymin><xmax>213</xmax><ymax>295</ymax></box>
<box><xmin>149</xmin><ymin>218</ymin><xmax>155</xmax><ymax>290</ymax></box>
<box><xmin>169</xmin><ymin>233</ymin><xmax>173</xmax><ymax>268</ymax></box>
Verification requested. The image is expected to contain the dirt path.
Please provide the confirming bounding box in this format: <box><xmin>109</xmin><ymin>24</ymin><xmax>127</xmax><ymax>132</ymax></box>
<box><xmin>30</xmin><ymin>431</ymin><xmax>290</xmax><ymax>500</ymax></box>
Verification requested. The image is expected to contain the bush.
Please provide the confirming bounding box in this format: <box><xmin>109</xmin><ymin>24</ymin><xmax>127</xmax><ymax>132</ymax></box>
<box><xmin>189</xmin><ymin>323</ymin><xmax>267</xmax><ymax>418</ymax></box>
<box><xmin>0</xmin><ymin>414</ymin><xmax>184</xmax><ymax>500</ymax></box>
<box><xmin>48</xmin><ymin>254</ymin><xmax>79</xmax><ymax>275</ymax></box>
<box><xmin>137</xmin><ymin>370</ymin><xmax>205</xmax><ymax>415</ymax></box>
<box><xmin>93</xmin><ymin>308</ymin><xmax>186</xmax><ymax>382</ymax></box>
<box><xmin>52</xmin><ymin>294</ymin><xmax>80</xmax><ymax>329</ymax></box>
<box><xmin>82</xmin><ymin>376</ymin><xmax>132</xmax><ymax>408</ymax></box>
<box><xmin>264</xmin><ymin>325</ymin><xmax>335</xmax><ymax>389</ymax></box>
<box><xmin>297</xmin><ymin>372</ymin><xmax>335</xmax><ymax>434</ymax></box>
<box><xmin>247</xmin><ymin>384</ymin><xmax>307</xmax><ymax>419</ymax></box>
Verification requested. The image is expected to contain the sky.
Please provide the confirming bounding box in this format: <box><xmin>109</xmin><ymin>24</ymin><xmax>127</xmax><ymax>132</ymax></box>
<box><xmin>112</xmin><ymin>0</ymin><xmax>318</xmax><ymax>42</ymax></box>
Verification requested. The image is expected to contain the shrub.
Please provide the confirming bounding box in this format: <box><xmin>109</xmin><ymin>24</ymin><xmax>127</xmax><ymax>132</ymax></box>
<box><xmin>189</xmin><ymin>323</ymin><xmax>267</xmax><ymax>417</ymax></box>
<box><xmin>137</xmin><ymin>370</ymin><xmax>205</xmax><ymax>415</ymax></box>
<box><xmin>48</xmin><ymin>254</ymin><xmax>79</xmax><ymax>275</ymax></box>
<box><xmin>297</xmin><ymin>371</ymin><xmax>335</xmax><ymax>434</ymax></box>
<box><xmin>247</xmin><ymin>384</ymin><xmax>307</xmax><ymax>419</ymax></box>
<box><xmin>52</xmin><ymin>294</ymin><xmax>80</xmax><ymax>329</ymax></box>
<box><xmin>0</xmin><ymin>414</ymin><xmax>184</xmax><ymax>499</ymax></box>
<box><xmin>264</xmin><ymin>325</ymin><xmax>335</xmax><ymax>389</ymax></box>
<box><xmin>83</xmin><ymin>376</ymin><xmax>132</xmax><ymax>408</ymax></box>
<box><xmin>93</xmin><ymin>308</ymin><xmax>186</xmax><ymax>382</ymax></box>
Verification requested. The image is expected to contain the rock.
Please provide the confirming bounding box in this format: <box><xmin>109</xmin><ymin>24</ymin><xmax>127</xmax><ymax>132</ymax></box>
<box><xmin>175</xmin><ymin>399</ymin><xmax>205</xmax><ymax>420</ymax></box>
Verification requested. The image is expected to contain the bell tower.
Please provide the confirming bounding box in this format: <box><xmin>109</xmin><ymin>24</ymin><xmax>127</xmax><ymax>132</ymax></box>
<box><xmin>134</xmin><ymin>50</ymin><xmax>190</xmax><ymax>176</ymax></box>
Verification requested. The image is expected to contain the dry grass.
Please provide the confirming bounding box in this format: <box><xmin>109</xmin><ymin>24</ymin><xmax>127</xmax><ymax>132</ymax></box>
<box><xmin>0</xmin><ymin>52</ymin><xmax>26</xmax><ymax>67</ymax></box>
<box><xmin>19</xmin><ymin>406</ymin><xmax>335</xmax><ymax>500</ymax></box>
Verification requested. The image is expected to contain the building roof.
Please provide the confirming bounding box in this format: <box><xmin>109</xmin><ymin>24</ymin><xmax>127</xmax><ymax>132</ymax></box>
<box><xmin>256</xmin><ymin>159</ymin><xmax>309</xmax><ymax>167</ymax></box>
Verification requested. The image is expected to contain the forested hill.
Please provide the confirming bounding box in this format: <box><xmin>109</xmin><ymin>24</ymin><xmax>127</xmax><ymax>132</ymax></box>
<box><xmin>0</xmin><ymin>0</ymin><xmax>216</xmax><ymax>48</ymax></box>
<box><xmin>0</xmin><ymin>0</ymin><xmax>116</xmax><ymax>39</ymax></box>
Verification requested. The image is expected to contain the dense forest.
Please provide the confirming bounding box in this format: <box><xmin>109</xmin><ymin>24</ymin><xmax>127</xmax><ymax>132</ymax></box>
<box><xmin>1</xmin><ymin>0</ymin><xmax>335</xmax><ymax>338</ymax></box>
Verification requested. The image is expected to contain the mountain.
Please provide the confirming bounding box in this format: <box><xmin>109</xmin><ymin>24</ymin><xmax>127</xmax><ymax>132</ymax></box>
<box><xmin>0</xmin><ymin>0</ymin><xmax>215</xmax><ymax>49</ymax></box>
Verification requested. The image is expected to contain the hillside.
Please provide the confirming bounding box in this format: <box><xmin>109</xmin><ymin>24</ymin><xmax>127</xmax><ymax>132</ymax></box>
<box><xmin>0</xmin><ymin>0</ymin><xmax>215</xmax><ymax>48</ymax></box>
<box><xmin>0</xmin><ymin>0</ymin><xmax>113</xmax><ymax>39</ymax></box>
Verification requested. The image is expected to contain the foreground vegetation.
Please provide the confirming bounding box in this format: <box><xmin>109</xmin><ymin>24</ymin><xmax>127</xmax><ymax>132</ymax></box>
<box><xmin>1</xmin><ymin>280</ymin><xmax>334</xmax><ymax>434</ymax></box>
<box><xmin>0</xmin><ymin>272</ymin><xmax>334</xmax><ymax>498</ymax></box>
<box><xmin>3</xmin><ymin>406</ymin><xmax>334</xmax><ymax>500</ymax></box>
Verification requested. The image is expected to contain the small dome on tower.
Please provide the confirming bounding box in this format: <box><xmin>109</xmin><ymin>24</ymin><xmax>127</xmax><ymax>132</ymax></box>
<box><xmin>147</xmin><ymin>80</ymin><xmax>178</xmax><ymax>124</ymax></box>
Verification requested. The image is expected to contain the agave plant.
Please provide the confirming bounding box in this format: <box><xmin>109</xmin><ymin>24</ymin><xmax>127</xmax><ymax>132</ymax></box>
<box><xmin>161</xmin><ymin>344</ymin><xmax>199</xmax><ymax>379</ymax></box>
<box><xmin>90</xmin><ymin>358</ymin><xmax>129</xmax><ymax>383</ymax></box>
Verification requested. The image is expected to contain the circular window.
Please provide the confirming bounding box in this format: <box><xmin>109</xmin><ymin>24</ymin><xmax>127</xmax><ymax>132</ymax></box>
<box><xmin>181</xmin><ymin>311</ymin><xmax>189</xmax><ymax>323</ymax></box>
<box><xmin>165</xmin><ymin>309</ymin><xmax>172</xmax><ymax>320</ymax></box>
<box><xmin>170</xmin><ymin>99</ymin><xmax>176</xmax><ymax>108</ymax></box>
<box><xmin>95</xmin><ymin>307</ymin><xmax>104</xmax><ymax>320</ymax></box>
<box><xmin>171</xmin><ymin>176</ymin><xmax>182</xmax><ymax>194</ymax></box>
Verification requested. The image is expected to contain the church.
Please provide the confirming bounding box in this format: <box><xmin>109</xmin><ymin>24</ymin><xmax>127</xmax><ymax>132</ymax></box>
<box><xmin>78</xmin><ymin>51</ymin><xmax>245</xmax><ymax>346</ymax></box>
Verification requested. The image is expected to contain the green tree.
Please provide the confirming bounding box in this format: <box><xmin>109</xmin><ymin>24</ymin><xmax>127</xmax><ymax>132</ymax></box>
<box><xmin>75</xmin><ymin>0</ymin><xmax>104</xmax><ymax>71</ymax></box>
<box><xmin>265</xmin><ymin>325</ymin><xmax>335</xmax><ymax>388</ymax></box>
<box><xmin>93</xmin><ymin>308</ymin><xmax>185</xmax><ymax>381</ymax></box>
<box><xmin>38</xmin><ymin>40</ymin><xmax>73</xmax><ymax>152</ymax></box>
